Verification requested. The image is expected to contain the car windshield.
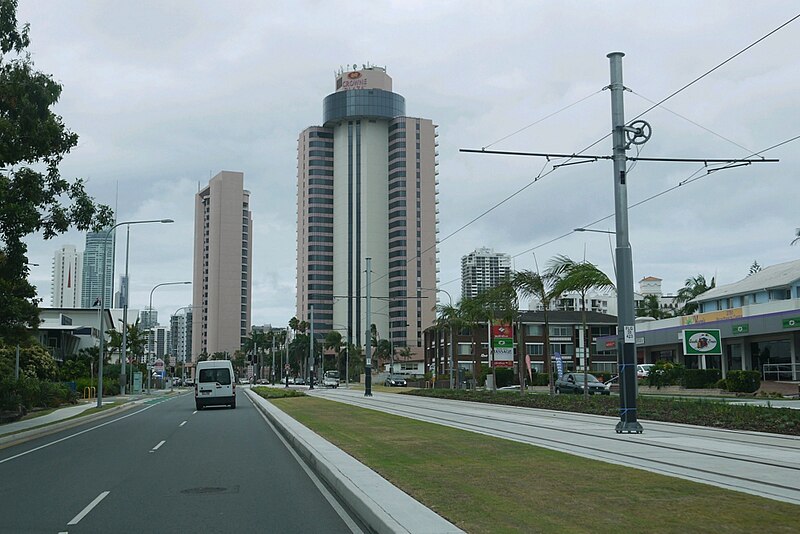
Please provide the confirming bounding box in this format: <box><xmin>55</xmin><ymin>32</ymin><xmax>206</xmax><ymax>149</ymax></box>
<box><xmin>390</xmin><ymin>375</ymin><xmax>405</xmax><ymax>380</ymax></box>
<box><xmin>571</xmin><ymin>373</ymin><xmax>600</xmax><ymax>382</ymax></box>
<box><xmin>324</xmin><ymin>371</ymin><xmax>339</xmax><ymax>378</ymax></box>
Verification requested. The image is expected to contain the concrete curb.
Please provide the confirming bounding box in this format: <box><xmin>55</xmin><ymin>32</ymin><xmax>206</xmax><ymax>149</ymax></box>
<box><xmin>245</xmin><ymin>389</ymin><xmax>463</xmax><ymax>534</ymax></box>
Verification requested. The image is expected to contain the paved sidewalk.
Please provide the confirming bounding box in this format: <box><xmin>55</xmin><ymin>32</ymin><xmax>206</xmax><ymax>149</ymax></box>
<box><xmin>0</xmin><ymin>388</ymin><xmax>180</xmax><ymax>440</ymax></box>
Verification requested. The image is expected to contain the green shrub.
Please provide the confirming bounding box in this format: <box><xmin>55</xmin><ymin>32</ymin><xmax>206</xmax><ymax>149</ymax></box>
<box><xmin>528</xmin><ymin>372</ymin><xmax>550</xmax><ymax>386</ymax></box>
<box><xmin>253</xmin><ymin>387</ymin><xmax>306</xmax><ymax>399</ymax></box>
<box><xmin>647</xmin><ymin>361</ymin><xmax>684</xmax><ymax>389</ymax></box>
<box><xmin>684</xmin><ymin>369</ymin><xmax>722</xmax><ymax>389</ymax></box>
<box><xmin>725</xmin><ymin>370</ymin><xmax>761</xmax><ymax>393</ymax></box>
<box><xmin>494</xmin><ymin>368</ymin><xmax>514</xmax><ymax>388</ymax></box>
<box><xmin>715</xmin><ymin>378</ymin><xmax>728</xmax><ymax>390</ymax></box>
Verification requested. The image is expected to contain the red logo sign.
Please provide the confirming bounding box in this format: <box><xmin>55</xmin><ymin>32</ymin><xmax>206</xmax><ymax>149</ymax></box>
<box><xmin>347</xmin><ymin>71</ymin><xmax>362</xmax><ymax>79</ymax></box>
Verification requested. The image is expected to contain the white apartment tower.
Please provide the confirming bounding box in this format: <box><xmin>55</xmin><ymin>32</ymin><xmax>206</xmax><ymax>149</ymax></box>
<box><xmin>296</xmin><ymin>66</ymin><xmax>438</xmax><ymax>354</ymax></box>
<box><xmin>192</xmin><ymin>171</ymin><xmax>253</xmax><ymax>359</ymax></box>
<box><xmin>461</xmin><ymin>247</ymin><xmax>511</xmax><ymax>299</ymax></box>
<box><xmin>52</xmin><ymin>245</ymin><xmax>83</xmax><ymax>308</ymax></box>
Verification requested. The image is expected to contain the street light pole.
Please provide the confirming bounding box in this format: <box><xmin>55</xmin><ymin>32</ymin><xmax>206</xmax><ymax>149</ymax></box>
<box><xmin>608</xmin><ymin>52</ymin><xmax>643</xmax><ymax>434</ymax></box>
<box><xmin>97</xmin><ymin>218</ymin><xmax>174</xmax><ymax>408</ymax></box>
<box><xmin>147</xmin><ymin>281</ymin><xmax>191</xmax><ymax>394</ymax></box>
<box><xmin>308</xmin><ymin>304</ymin><xmax>315</xmax><ymax>390</ymax></box>
<box><xmin>364</xmin><ymin>258</ymin><xmax>373</xmax><ymax>397</ymax></box>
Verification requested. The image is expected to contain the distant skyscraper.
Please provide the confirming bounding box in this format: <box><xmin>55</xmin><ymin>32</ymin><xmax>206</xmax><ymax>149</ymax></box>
<box><xmin>140</xmin><ymin>308</ymin><xmax>158</xmax><ymax>330</ymax></box>
<box><xmin>296</xmin><ymin>65</ymin><xmax>438</xmax><ymax>353</ymax></box>
<box><xmin>192</xmin><ymin>171</ymin><xmax>253</xmax><ymax>358</ymax></box>
<box><xmin>114</xmin><ymin>275</ymin><xmax>128</xmax><ymax>308</ymax></box>
<box><xmin>81</xmin><ymin>230</ymin><xmax>115</xmax><ymax>308</ymax></box>
<box><xmin>52</xmin><ymin>244</ymin><xmax>83</xmax><ymax>307</ymax></box>
<box><xmin>461</xmin><ymin>247</ymin><xmax>511</xmax><ymax>299</ymax></box>
<box><xmin>170</xmin><ymin>310</ymin><xmax>193</xmax><ymax>364</ymax></box>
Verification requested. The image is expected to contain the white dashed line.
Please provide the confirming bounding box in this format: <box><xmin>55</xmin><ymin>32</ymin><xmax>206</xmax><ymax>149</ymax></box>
<box><xmin>67</xmin><ymin>491</ymin><xmax>109</xmax><ymax>525</ymax></box>
<box><xmin>150</xmin><ymin>440</ymin><xmax>166</xmax><ymax>452</ymax></box>
<box><xmin>179</xmin><ymin>421</ymin><xmax>187</xmax><ymax>427</ymax></box>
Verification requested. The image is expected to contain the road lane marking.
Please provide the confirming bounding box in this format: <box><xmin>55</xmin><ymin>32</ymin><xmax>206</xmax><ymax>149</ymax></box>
<box><xmin>67</xmin><ymin>491</ymin><xmax>109</xmax><ymax>525</ymax></box>
<box><xmin>247</xmin><ymin>395</ymin><xmax>364</xmax><ymax>534</ymax></box>
<box><xmin>192</xmin><ymin>410</ymin><xmax>197</xmax><ymax>414</ymax></box>
<box><xmin>180</xmin><ymin>421</ymin><xmax>187</xmax><ymax>427</ymax></box>
<box><xmin>150</xmin><ymin>440</ymin><xmax>166</xmax><ymax>452</ymax></box>
<box><xmin>0</xmin><ymin>405</ymin><xmax>158</xmax><ymax>465</ymax></box>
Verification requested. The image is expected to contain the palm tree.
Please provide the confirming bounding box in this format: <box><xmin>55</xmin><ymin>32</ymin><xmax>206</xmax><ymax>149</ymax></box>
<box><xmin>435</xmin><ymin>301</ymin><xmax>462</xmax><ymax>386</ymax></box>
<box><xmin>323</xmin><ymin>330</ymin><xmax>343</xmax><ymax>374</ymax></box>
<box><xmin>791</xmin><ymin>228</ymin><xmax>800</xmax><ymax>246</ymax></box>
<box><xmin>675</xmin><ymin>274</ymin><xmax>715</xmax><ymax>315</ymax></box>
<box><xmin>636</xmin><ymin>294</ymin><xmax>667</xmax><ymax>319</ymax></box>
<box><xmin>458</xmin><ymin>296</ymin><xmax>485</xmax><ymax>388</ymax></box>
<box><xmin>511</xmin><ymin>269</ymin><xmax>563</xmax><ymax>395</ymax></box>
<box><xmin>548</xmin><ymin>255</ymin><xmax>614</xmax><ymax>398</ymax></box>
<box><xmin>474</xmin><ymin>282</ymin><xmax>518</xmax><ymax>392</ymax></box>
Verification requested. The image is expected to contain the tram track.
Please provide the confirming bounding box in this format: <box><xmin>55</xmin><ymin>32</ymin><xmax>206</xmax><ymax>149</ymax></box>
<box><xmin>310</xmin><ymin>389</ymin><xmax>800</xmax><ymax>505</ymax></box>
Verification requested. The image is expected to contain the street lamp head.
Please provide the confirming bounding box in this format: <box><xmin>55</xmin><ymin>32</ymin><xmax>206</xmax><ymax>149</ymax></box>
<box><xmin>160</xmin><ymin>219</ymin><xmax>174</xmax><ymax>223</ymax></box>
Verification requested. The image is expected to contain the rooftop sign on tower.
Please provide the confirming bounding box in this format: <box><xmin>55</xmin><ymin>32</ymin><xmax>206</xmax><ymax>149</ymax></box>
<box><xmin>335</xmin><ymin>65</ymin><xmax>392</xmax><ymax>92</ymax></box>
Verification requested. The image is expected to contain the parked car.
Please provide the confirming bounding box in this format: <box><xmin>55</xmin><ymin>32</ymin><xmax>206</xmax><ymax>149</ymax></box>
<box><xmin>637</xmin><ymin>364</ymin><xmax>655</xmax><ymax>379</ymax></box>
<box><xmin>184</xmin><ymin>378</ymin><xmax>194</xmax><ymax>387</ymax></box>
<box><xmin>555</xmin><ymin>372</ymin><xmax>610</xmax><ymax>395</ymax></box>
<box><xmin>294</xmin><ymin>376</ymin><xmax>305</xmax><ymax>385</ymax></box>
<box><xmin>384</xmin><ymin>374</ymin><xmax>407</xmax><ymax>387</ymax></box>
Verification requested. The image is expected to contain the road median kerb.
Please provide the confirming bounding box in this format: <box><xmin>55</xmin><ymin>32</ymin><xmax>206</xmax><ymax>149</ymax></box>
<box><xmin>245</xmin><ymin>388</ymin><xmax>463</xmax><ymax>534</ymax></box>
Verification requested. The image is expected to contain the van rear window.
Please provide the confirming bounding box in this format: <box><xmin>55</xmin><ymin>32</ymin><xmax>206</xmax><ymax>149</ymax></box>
<box><xmin>199</xmin><ymin>368</ymin><xmax>231</xmax><ymax>385</ymax></box>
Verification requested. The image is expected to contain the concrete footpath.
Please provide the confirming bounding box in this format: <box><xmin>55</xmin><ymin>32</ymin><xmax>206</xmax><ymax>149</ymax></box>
<box><xmin>0</xmin><ymin>389</ymin><xmax>177</xmax><ymax>448</ymax></box>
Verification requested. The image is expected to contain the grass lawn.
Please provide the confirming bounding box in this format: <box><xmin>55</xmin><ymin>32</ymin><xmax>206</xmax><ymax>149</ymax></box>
<box><xmin>273</xmin><ymin>396</ymin><xmax>799</xmax><ymax>534</ymax></box>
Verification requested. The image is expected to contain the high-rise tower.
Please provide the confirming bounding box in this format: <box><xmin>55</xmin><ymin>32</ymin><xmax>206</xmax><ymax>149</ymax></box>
<box><xmin>461</xmin><ymin>247</ymin><xmax>511</xmax><ymax>299</ymax></box>
<box><xmin>52</xmin><ymin>244</ymin><xmax>83</xmax><ymax>308</ymax></box>
<box><xmin>81</xmin><ymin>230</ymin><xmax>115</xmax><ymax>308</ymax></box>
<box><xmin>192</xmin><ymin>171</ymin><xmax>252</xmax><ymax>359</ymax></box>
<box><xmin>297</xmin><ymin>66</ymin><xmax>438</xmax><ymax>356</ymax></box>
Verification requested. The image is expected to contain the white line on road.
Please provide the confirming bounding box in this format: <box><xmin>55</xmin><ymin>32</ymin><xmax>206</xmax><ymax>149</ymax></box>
<box><xmin>150</xmin><ymin>440</ymin><xmax>166</xmax><ymax>452</ymax></box>
<box><xmin>0</xmin><ymin>405</ymin><xmax>158</xmax><ymax>465</ymax></box>
<box><xmin>192</xmin><ymin>410</ymin><xmax>197</xmax><ymax>415</ymax></box>
<box><xmin>179</xmin><ymin>421</ymin><xmax>187</xmax><ymax>427</ymax></box>
<box><xmin>67</xmin><ymin>491</ymin><xmax>109</xmax><ymax>525</ymax></box>
<box><xmin>247</xmin><ymin>395</ymin><xmax>364</xmax><ymax>534</ymax></box>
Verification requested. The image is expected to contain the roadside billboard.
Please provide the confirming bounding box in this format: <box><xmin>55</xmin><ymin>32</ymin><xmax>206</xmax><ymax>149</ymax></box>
<box><xmin>491</xmin><ymin>323</ymin><xmax>514</xmax><ymax>368</ymax></box>
<box><xmin>682</xmin><ymin>329</ymin><xmax>722</xmax><ymax>356</ymax></box>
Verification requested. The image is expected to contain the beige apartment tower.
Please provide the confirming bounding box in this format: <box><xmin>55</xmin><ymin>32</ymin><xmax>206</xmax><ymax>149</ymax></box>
<box><xmin>193</xmin><ymin>171</ymin><xmax>252</xmax><ymax>359</ymax></box>
<box><xmin>296</xmin><ymin>66</ymin><xmax>439</xmax><ymax>357</ymax></box>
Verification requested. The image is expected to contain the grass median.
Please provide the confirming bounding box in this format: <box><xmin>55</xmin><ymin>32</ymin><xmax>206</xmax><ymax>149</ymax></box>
<box><xmin>272</xmin><ymin>396</ymin><xmax>798</xmax><ymax>533</ymax></box>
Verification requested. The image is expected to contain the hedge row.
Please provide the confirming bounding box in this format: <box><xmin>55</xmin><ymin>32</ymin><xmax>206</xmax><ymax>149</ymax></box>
<box><xmin>404</xmin><ymin>388</ymin><xmax>800</xmax><ymax>435</ymax></box>
<box><xmin>0</xmin><ymin>376</ymin><xmax>79</xmax><ymax>414</ymax></box>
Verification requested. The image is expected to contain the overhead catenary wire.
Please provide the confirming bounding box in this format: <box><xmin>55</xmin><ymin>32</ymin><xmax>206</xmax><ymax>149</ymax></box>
<box><xmin>360</xmin><ymin>12</ymin><xmax>799</xmax><ymax>296</ymax></box>
<box><xmin>482</xmin><ymin>89</ymin><xmax>605</xmax><ymax>150</ymax></box>
<box><xmin>513</xmin><ymin>133</ymin><xmax>800</xmax><ymax>259</ymax></box>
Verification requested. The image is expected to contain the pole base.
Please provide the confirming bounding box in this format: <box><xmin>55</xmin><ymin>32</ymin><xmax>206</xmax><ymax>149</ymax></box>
<box><xmin>364</xmin><ymin>391</ymin><xmax>372</xmax><ymax>397</ymax></box>
<box><xmin>615</xmin><ymin>420</ymin><xmax>644</xmax><ymax>434</ymax></box>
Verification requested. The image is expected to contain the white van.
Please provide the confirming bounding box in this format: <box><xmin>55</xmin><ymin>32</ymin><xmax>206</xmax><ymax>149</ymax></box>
<box><xmin>194</xmin><ymin>360</ymin><xmax>236</xmax><ymax>410</ymax></box>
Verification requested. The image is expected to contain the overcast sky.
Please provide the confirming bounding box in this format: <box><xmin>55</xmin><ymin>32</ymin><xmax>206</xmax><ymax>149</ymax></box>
<box><xmin>18</xmin><ymin>1</ymin><xmax>800</xmax><ymax>327</ymax></box>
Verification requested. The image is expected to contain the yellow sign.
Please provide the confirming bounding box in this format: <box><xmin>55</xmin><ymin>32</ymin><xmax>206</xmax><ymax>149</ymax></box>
<box><xmin>681</xmin><ymin>308</ymin><xmax>742</xmax><ymax>326</ymax></box>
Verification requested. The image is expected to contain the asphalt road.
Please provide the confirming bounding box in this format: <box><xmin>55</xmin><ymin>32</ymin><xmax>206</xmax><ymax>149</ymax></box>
<box><xmin>0</xmin><ymin>390</ymin><xmax>363</xmax><ymax>534</ymax></box>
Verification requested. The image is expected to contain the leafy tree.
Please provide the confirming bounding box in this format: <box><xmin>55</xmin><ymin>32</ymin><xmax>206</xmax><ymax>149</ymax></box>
<box><xmin>548</xmin><ymin>255</ymin><xmax>614</xmax><ymax>398</ymax></box>
<box><xmin>323</xmin><ymin>330</ymin><xmax>343</xmax><ymax>373</ymax></box>
<box><xmin>0</xmin><ymin>341</ymin><xmax>57</xmax><ymax>380</ymax></box>
<box><xmin>675</xmin><ymin>274</ymin><xmax>715</xmax><ymax>315</ymax></box>
<box><xmin>0</xmin><ymin>0</ymin><xmax>114</xmax><ymax>344</ymax></box>
<box><xmin>511</xmin><ymin>268</ymin><xmax>565</xmax><ymax>395</ymax></box>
